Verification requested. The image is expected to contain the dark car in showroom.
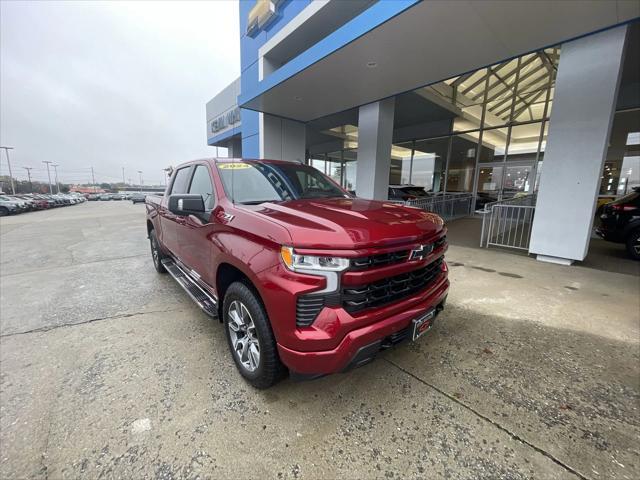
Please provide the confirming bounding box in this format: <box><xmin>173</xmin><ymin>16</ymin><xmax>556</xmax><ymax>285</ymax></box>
<box><xmin>388</xmin><ymin>185</ymin><xmax>429</xmax><ymax>202</ymax></box>
<box><xmin>596</xmin><ymin>187</ymin><xmax>640</xmax><ymax>260</ymax></box>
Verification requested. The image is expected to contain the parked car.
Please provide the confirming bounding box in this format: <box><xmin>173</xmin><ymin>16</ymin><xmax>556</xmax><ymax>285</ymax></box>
<box><xmin>99</xmin><ymin>194</ymin><xmax>112</xmax><ymax>201</ymax></box>
<box><xmin>112</xmin><ymin>194</ymin><xmax>124</xmax><ymax>201</ymax></box>
<box><xmin>0</xmin><ymin>196</ymin><xmax>21</xmax><ymax>216</ymax></box>
<box><xmin>596</xmin><ymin>187</ymin><xmax>640</xmax><ymax>260</ymax></box>
<box><xmin>388</xmin><ymin>185</ymin><xmax>429</xmax><ymax>202</ymax></box>
<box><xmin>87</xmin><ymin>194</ymin><xmax>99</xmax><ymax>201</ymax></box>
<box><xmin>9</xmin><ymin>195</ymin><xmax>37</xmax><ymax>210</ymax></box>
<box><xmin>146</xmin><ymin>159</ymin><xmax>449</xmax><ymax>388</ymax></box>
<box><xmin>0</xmin><ymin>195</ymin><xmax>28</xmax><ymax>213</ymax></box>
<box><xmin>131</xmin><ymin>193</ymin><xmax>146</xmax><ymax>204</ymax></box>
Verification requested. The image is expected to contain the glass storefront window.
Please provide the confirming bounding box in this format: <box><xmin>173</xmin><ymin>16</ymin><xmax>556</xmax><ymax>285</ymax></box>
<box><xmin>478</xmin><ymin>127</ymin><xmax>508</xmax><ymax>163</ymax></box>
<box><xmin>503</xmin><ymin>164</ymin><xmax>534</xmax><ymax>197</ymax></box>
<box><xmin>446</xmin><ymin>135</ymin><xmax>477</xmax><ymax>192</ymax></box>
<box><xmin>310</xmin><ymin>156</ymin><xmax>326</xmax><ymax>174</ymax></box>
<box><xmin>389</xmin><ymin>141</ymin><xmax>413</xmax><ymax>185</ymax></box>
<box><xmin>600</xmin><ymin>110</ymin><xmax>640</xmax><ymax>196</ymax></box>
<box><xmin>506</xmin><ymin>122</ymin><xmax>543</xmax><ymax>162</ymax></box>
<box><xmin>477</xmin><ymin>166</ymin><xmax>503</xmax><ymax>194</ymax></box>
<box><xmin>307</xmin><ymin>45</ymin><xmax>561</xmax><ymax>201</ymax></box>
<box><xmin>413</xmin><ymin>138</ymin><xmax>448</xmax><ymax>193</ymax></box>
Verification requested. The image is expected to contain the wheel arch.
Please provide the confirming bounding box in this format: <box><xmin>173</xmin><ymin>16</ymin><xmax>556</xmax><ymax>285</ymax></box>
<box><xmin>215</xmin><ymin>262</ymin><xmax>266</xmax><ymax>322</ymax></box>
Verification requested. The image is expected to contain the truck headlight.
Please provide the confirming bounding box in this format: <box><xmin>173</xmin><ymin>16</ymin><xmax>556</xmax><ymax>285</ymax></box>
<box><xmin>280</xmin><ymin>246</ymin><xmax>349</xmax><ymax>272</ymax></box>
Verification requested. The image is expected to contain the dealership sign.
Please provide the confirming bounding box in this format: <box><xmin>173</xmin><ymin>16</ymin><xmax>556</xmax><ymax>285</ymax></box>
<box><xmin>210</xmin><ymin>107</ymin><xmax>241</xmax><ymax>135</ymax></box>
<box><xmin>246</xmin><ymin>0</ymin><xmax>281</xmax><ymax>37</ymax></box>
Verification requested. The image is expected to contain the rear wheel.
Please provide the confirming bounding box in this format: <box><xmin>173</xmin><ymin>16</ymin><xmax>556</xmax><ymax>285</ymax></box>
<box><xmin>626</xmin><ymin>229</ymin><xmax>640</xmax><ymax>261</ymax></box>
<box><xmin>223</xmin><ymin>281</ymin><xmax>286</xmax><ymax>389</ymax></box>
<box><xmin>149</xmin><ymin>229</ymin><xmax>167</xmax><ymax>273</ymax></box>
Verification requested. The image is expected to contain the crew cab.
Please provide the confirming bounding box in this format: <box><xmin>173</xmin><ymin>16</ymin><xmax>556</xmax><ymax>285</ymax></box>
<box><xmin>146</xmin><ymin>158</ymin><xmax>449</xmax><ymax>388</ymax></box>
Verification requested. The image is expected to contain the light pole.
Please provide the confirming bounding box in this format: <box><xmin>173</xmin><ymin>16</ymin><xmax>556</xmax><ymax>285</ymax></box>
<box><xmin>137</xmin><ymin>170</ymin><xmax>143</xmax><ymax>192</ymax></box>
<box><xmin>122</xmin><ymin>166</ymin><xmax>126</xmax><ymax>185</ymax></box>
<box><xmin>91</xmin><ymin>166</ymin><xmax>96</xmax><ymax>192</ymax></box>
<box><xmin>0</xmin><ymin>146</ymin><xmax>16</xmax><ymax>194</ymax></box>
<box><xmin>23</xmin><ymin>167</ymin><xmax>33</xmax><ymax>192</ymax></box>
<box><xmin>52</xmin><ymin>164</ymin><xmax>60</xmax><ymax>193</ymax></box>
<box><xmin>43</xmin><ymin>161</ymin><xmax>54</xmax><ymax>194</ymax></box>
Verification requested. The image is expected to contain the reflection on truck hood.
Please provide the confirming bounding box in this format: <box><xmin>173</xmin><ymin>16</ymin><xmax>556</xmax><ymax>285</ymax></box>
<box><xmin>252</xmin><ymin>197</ymin><xmax>444</xmax><ymax>249</ymax></box>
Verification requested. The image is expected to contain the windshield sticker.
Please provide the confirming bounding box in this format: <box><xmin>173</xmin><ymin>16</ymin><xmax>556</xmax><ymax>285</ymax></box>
<box><xmin>218</xmin><ymin>163</ymin><xmax>251</xmax><ymax>169</ymax></box>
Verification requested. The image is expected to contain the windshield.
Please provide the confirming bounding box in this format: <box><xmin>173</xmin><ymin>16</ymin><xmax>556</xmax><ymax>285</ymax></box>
<box><xmin>217</xmin><ymin>161</ymin><xmax>347</xmax><ymax>205</ymax></box>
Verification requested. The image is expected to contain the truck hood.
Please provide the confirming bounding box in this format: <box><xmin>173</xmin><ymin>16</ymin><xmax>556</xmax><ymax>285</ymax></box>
<box><xmin>252</xmin><ymin>197</ymin><xmax>444</xmax><ymax>249</ymax></box>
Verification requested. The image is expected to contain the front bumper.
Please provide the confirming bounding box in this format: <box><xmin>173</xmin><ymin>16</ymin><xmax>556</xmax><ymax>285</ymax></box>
<box><xmin>277</xmin><ymin>277</ymin><xmax>449</xmax><ymax>376</ymax></box>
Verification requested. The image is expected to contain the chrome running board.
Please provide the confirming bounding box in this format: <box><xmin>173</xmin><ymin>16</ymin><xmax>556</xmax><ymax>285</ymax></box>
<box><xmin>162</xmin><ymin>259</ymin><xmax>218</xmax><ymax>317</ymax></box>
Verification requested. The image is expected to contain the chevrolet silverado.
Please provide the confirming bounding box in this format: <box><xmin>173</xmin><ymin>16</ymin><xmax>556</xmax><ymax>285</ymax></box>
<box><xmin>146</xmin><ymin>158</ymin><xmax>449</xmax><ymax>388</ymax></box>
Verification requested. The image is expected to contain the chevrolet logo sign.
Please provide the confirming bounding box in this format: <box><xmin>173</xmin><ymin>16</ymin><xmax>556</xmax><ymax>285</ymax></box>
<box><xmin>410</xmin><ymin>244</ymin><xmax>434</xmax><ymax>261</ymax></box>
<box><xmin>246</xmin><ymin>0</ymin><xmax>281</xmax><ymax>37</ymax></box>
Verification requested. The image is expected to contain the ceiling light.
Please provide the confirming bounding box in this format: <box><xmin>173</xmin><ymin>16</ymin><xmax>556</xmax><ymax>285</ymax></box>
<box><xmin>366</xmin><ymin>61</ymin><xmax>377</xmax><ymax>68</ymax></box>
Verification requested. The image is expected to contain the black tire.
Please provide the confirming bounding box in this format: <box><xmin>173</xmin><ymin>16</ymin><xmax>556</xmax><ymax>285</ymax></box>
<box><xmin>626</xmin><ymin>229</ymin><xmax>640</xmax><ymax>261</ymax></box>
<box><xmin>149</xmin><ymin>229</ymin><xmax>167</xmax><ymax>273</ymax></box>
<box><xmin>222</xmin><ymin>281</ymin><xmax>286</xmax><ymax>389</ymax></box>
<box><xmin>0</xmin><ymin>207</ymin><xmax>8</xmax><ymax>217</ymax></box>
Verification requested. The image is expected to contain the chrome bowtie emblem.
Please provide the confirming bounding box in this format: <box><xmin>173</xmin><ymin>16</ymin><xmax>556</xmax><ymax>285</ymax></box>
<box><xmin>410</xmin><ymin>244</ymin><xmax>433</xmax><ymax>261</ymax></box>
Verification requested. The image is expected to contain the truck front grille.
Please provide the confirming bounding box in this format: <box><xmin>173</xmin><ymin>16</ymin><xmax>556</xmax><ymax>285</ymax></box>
<box><xmin>341</xmin><ymin>257</ymin><xmax>444</xmax><ymax>314</ymax></box>
<box><xmin>350</xmin><ymin>250</ymin><xmax>410</xmax><ymax>270</ymax></box>
<box><xmin>349</xmin><ymin>236</ymin><xmax>446</xmax><ymax>270</ymax></box>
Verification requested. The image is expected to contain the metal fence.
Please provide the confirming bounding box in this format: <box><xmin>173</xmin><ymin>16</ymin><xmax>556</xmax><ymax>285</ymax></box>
<box><xmin>399</xmin><ymin>193</ymin><xmax>475</xmax><ymax>221</ymax></box>
<box><xmin>479</xmin><ymin>195</ymin><xmax>537</xmax><ymax>250</ymax></box>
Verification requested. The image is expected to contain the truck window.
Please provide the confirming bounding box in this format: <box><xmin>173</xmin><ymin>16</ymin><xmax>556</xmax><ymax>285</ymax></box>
<box><xmin>188</xmin><ymin>165</ymin><xmax>215</xmax><ymax>209</ymax></box>
<box><xmin>170</xmin><ymin>167</ymin><xmax>192</xmax><ymax>195</ymax></box>
<box><xmin>218</xmin><ymin>161</ymin><xmax>346</xmax><ymax>205</ymax></box>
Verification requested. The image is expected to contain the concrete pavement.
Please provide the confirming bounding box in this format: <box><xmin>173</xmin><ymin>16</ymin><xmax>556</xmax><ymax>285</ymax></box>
<box><xmin>1</xmin><ymin>201</ymin><xmax>638</xmax><ymax>479</ymax></box>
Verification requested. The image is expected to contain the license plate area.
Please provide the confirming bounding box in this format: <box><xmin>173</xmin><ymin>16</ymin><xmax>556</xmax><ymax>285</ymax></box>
<box><xmin>412</xmin><ymin>308</ymin><xmax>436</xmax><ymax>341</ymax></box>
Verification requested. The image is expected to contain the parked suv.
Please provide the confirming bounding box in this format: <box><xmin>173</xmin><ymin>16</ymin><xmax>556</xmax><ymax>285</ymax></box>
<box><xmin>146</xmin><ymin>159</ymin><xmax>449</xmax><ymax>388</ymax></box>
<box><xmin>596</xmin><ymin>187</ymin><xmax>640</xmax><ymax>260</ymax></box>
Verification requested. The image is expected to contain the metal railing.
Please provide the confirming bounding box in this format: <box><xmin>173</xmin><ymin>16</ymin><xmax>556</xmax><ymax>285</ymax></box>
<box><xmin>395</xmin><ymin>193</ymin><xmax>475</xmax><ymax>221</ymax></box>
<box><xmin>479</xmin><ymin>194</ymin><xmax>537</xmax><ymax>250</ymax></box>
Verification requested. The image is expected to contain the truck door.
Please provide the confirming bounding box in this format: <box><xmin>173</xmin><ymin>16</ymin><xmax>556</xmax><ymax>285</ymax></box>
<box><xmin>159</xmin><ymin>165</ymin><xmax>193</xmax><ymax>256</ymax></box>
<box><xmin>178</xmin><ymin>163</ymin><xmax>218</xmax><ymax>286</ymax></box>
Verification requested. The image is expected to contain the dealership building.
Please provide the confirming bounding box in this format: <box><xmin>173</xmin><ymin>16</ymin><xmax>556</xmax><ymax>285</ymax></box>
<box><xmin>206</xmin><ymin>0</ymin><xmax>640</xmax><ymax>265</ymax></box>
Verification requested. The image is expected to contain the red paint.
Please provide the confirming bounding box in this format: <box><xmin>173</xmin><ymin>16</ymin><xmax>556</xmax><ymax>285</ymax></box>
<box><xmin>147</xmin><ymin>158</ymin><xmax>449</xmax><ymax>375</ymax></box>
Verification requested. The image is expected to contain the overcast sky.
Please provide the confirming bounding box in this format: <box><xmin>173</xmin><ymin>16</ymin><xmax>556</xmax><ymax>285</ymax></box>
<box><xmin>1</xmin><ymin>1</ymin><xmax>239</xmax><ymax>186</ymax></box>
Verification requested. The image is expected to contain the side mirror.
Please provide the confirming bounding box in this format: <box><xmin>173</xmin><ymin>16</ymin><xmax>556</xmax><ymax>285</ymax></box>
<box><xmin>168</xmin><ymin>194</ymin><xmax>205</xmax><ymax>216</ymax></box>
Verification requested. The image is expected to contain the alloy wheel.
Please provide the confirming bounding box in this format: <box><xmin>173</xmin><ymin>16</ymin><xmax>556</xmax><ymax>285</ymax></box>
<box><xmin>227</xmin><ymin>300</ymin><xmax>260</xmax><ymax>372</ymax></box>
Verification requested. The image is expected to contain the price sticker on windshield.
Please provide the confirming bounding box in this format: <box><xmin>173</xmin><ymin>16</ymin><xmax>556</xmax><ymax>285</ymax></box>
<box><xmin>218</xmin><ymin>163</ymin><xmax>251</xmax><ymax>169</ymax></box>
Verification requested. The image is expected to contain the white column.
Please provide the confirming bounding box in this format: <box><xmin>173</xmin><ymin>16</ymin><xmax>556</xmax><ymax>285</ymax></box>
<box><xmin>356</xmin><ymin>98</ymin><xmax>395</xmax><ymax>200</ymax></box>
<box><xmin>260</xmin><ymin>113</ymin><xmax>306</xmax><ymax>162</ymax></box>
<box><xmin>529</xmin><ymin>25</ymin><xmax>627</xmax><ymax>265</ymax></box>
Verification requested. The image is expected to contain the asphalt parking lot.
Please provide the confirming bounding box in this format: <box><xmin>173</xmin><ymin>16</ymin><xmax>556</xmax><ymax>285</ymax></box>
<box><xmin>1</xmin><ymin>201</ymin><xmax>638</xmax><ymax>479</ymax></box>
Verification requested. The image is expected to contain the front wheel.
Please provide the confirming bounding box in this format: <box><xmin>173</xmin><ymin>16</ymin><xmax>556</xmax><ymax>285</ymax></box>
<box><xmin>223</xmin><ymin>282</ymin><xmax>286</xmax><ymax>389</ymax></box>
<box><xmin>626</xmin><ymin>229</ymin><xmax>640</xmax><ymax>261</ymax></box>
<box><xmin>0</xmin><ymin>207</ymin><xmax>8</xmax><ymax>217</ymax></box>
<box><xmin>149</xmin><ymin>229</ymin><xmax>167</xmax><ymax>273</ymax></box>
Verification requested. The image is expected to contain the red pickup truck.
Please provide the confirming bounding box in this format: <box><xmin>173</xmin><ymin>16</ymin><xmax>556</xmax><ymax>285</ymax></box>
<box><xmin>146</xmin><ymin>158</ymin><xmax>449</xmax><ymax>388</ymax></box>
